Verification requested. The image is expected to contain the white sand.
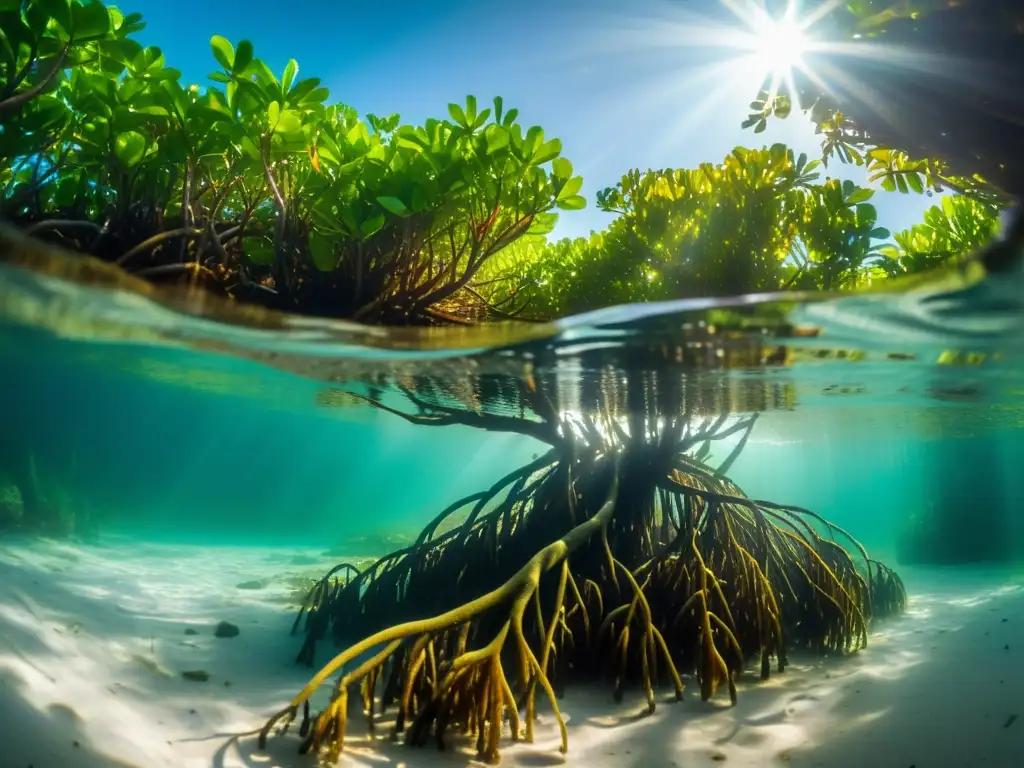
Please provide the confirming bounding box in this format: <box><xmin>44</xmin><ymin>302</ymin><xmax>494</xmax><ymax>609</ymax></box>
<box><xmin>1</xmin><ymin>536</ymin><xmax>1022</xmax><ymax>768</ymax></box>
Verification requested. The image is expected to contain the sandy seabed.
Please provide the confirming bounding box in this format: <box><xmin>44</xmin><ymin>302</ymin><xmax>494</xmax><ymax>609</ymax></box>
<box><xmin>1</xmin><ymin>536</ymin><xmax>1022</xmax><ymax>768</ymax></box>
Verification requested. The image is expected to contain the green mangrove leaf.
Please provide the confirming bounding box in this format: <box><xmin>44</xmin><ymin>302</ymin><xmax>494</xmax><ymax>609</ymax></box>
<box><xmin>845</xmin><ymin>187</ymin><xmax>874</xmax><ymax>205</ymax></box>
<box><xmin>533</xmin><ymin>138</ymin><xmax>561</xmax><ymax>165</ymax></box>
<box><xmin>337</xmin><ymin>158</ymin><xmax>363</xmax><ymax>180</ymax></box>
<box><xmin>234</xmin><ymin>78</ymin><xmax>268</xmax><ymax>113</ymax></box>
<box><xmin>133</xmin><ymin>104</ymin><xmax>169</xmax><ymax>117</ymax></box>
<box><xmin>551</xmin><ymin>157</ymin><xmax>572</xmax><ymax>180</ymax></box>
<box><xmin>38</xmin><ymin>0</ymin><xmax>72</xmax><ymax>35</ymax></box>
<box><xmin>233</xmin><ymin>40</ymin><xmax>253</xmax><ymax>76</ymax></box>
<box><xmin>483</xmin><ymin>123</ymin><xmax>509</xmax><ymax>154</ymax></box>
<box><xmin>856</xmin><ymin>203</ymin><xmax>878</xmax><ymax>222</ymax></box>
<box><xmin>360</xmin><ymin>212</ymin><xmax>386</xmax><ymax>239</ymax></box>
<box><xmin>210</xmin><ymin>35</ymin><xmax>234</xmax><ymax>71</ymax></box>
<box><xmin>286</xmin><ymin>77</ymin><xmax>320</xmax><ymax>104</ymax></box>
<box><xmin>147</xmin><ymin>66</ymin><xmax>180</xmax><ymax>84</ymax></box>
<box><xmin>472</xmin><ymin>108</ymin><xmax>491</xmax><ymax>130</ymax></box>
<box><xmin>71</xmin><ymin>0</ymin><xmax>111</xmax><ymax>40</ymax></box>
<box><xmin>129</xmin><ymin>46</ymin><xmax>165</xmax><ymax>74</ymax></box>
<box><xmin>338</xmin><ymin>207</ymin><xmax>359</xmax><ymax>234</ymax></box>
<box><xmin>23</xmin><ymin>1</ymin><xmax>52</xmax><ymax>35</ymax></box>
<box><xmin>377</xmin><ymin>196</ymin><xmax>410</xmax><ymax>216</ymax></box>
<box><xmin>118</xmin><ymin>11</ymin><xmax>145</xmax><ymax>34</ymax></box>
<box><xmin>237</xmin><ymin>134</ymin><xmax>261</xmax><ymax>161</ymax></box>
<box><xmin>410</xmin><ymin>185</ymin><xmax>429</xmax><ymax>212</ymax></box>
<box><xmin>106</xmin><ymin>5</ymin><xmax>123</xmax><ymax>32</ymax></box>
<box><xmin>528</xmin><ymin>212</ymin><xmax>558</xmax><ymax>235</ymax></box>
<box><xmin>303</xmin><ymin>86</ymin><xmax>329</xmax><ymax>105</ymax></box>
<box><xmin>310</xmin><ymin>208</ymin><xmax>342</xmax><ymax>236</ymax></box>
<box><xmin>114</xmin><ymin>130</ymin><xmax>146</xmax><ymax>167</ymax></box>
<box><xmin>346</xmin><ymin>121</ymin><xmax>369</xmax><ymax>146</ymax></box>
<box><xmin>281</xmin><ymin>58</ymin><xmax>298</xmax><ymax>94</ymax></box>
<box><xmin>308</xmin><ymin>229</ymin><xmax>335</xmax><ymax>271</ymax></box>
<box><xmin>278</xmin><ymin>110</ymin><xmax>305</xmax><ymax>137</ymax></box>
<box><xmin>0</xmin><ymin>23</ymin><xmax>19</xmax><ymax>67</ymax></box>
<box><xmin>448</xmin><ymin>102</ymin><xmax>467</xmax><ymax>128</ymax></box>
<box><xmin>244</xmin><ymin>58</ymin><xmax>277</xmax><ymax>89</ymax></box>
<box><xmin>316</xmin><ymin>135</ymin><xmax>342</xmax><ymax>165</ymax></box>
<box><xmin>245</xmin><ymin>236</ymin><xmax>274</xmax><ymax>265</ymax></box>
<box><xmin>393</xmin><ymin>126</ymin><xmax>421</xmax><ymax>148</ymax></box>
<box><xmin>557</xmin><ymin>175</ymin><xmax>583</xmax><ymax>200</ymax></box>
<box><xmin>522</xmin><ymin>126</ymin><xmax>543</xmax><ymax>158</ymax></box>
<box><xmin>556</xmin><ymin>194</ymin><xmax>586</xmax><ymax>211</ymax></box>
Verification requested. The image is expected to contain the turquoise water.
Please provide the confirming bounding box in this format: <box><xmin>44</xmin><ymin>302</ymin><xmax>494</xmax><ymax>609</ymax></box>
<box><xmin>1</xmin><ymin>246</ymin><xmax>1023</xmax><ymax>768</ymax></box>
<box><xmin>6</xmin><ymin>325</ymin><xmax>1024</xmax><ymax>556</ymax></box>
<box><xmin>2</xmin><ymin>253</ymin><xmax>1022</xmax><ymax>556</ymax></box>
<box><xmin>3</xmin><ymin>327</ymin><xmax>541</xmax><ymax>545</ymax></box>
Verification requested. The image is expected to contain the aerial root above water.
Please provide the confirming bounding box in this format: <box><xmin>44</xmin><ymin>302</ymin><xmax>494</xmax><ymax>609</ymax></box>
<box><xmin>260</xmin><ymin>379</ymin><xmax>907</xmax><ymax>765</ymax></box>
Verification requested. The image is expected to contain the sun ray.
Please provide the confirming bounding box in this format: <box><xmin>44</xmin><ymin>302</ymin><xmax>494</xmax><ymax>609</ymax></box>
<box><xmin>797</xmin><ymin>0</ymin><xmax>843</xmax><ymax>34</ymax></box>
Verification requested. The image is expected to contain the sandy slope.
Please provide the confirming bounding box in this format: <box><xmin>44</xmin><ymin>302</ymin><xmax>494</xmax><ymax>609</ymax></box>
<box><xmin>1</xmin><ymin>537</ymin><xmax>1022</xmax><ymax>768</ymax></box>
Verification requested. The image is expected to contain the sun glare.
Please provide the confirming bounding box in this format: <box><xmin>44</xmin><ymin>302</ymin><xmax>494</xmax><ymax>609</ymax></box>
<box><xmin>572</xmin><ymin>0</ymin><xmax>903</xmax><ymax>157</ymax></box>
<box><xmin>752</xmin><ymin>12</ymin><xmax>809</xmax><ymax>75</ymax></box>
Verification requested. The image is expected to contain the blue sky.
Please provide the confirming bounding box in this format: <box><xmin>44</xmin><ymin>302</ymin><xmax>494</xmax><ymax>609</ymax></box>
<box><xmin>125</xmin><ymin>0</ymin><xmax>937</xmax><ymax>240</ymax></box>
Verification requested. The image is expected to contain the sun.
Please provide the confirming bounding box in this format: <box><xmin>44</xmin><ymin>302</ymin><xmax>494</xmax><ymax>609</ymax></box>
<box><xmin>751</xmin><ymin>11</ymin><xmax>809</xmax><ymax>75</ymax></box>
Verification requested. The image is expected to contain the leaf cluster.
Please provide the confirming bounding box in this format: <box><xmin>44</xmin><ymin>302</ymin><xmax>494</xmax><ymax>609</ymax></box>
<box><xmin>477</xmin><ymin>145</ymin><xmax>912</xmax><ymax>315</ymax></box>
<box><xmin>740</xmin><ymin>0</ymin><xmax>1024</xmax><ymax>202</ymax></box>
<box><xmin>1</xmin><ymin>0</ymin><xmax>583</xmax><ymax>323</ymax></box>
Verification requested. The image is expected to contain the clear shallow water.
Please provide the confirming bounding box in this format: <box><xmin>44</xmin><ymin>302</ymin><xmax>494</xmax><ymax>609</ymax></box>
<box><xmin>1</xmin><ymin>232</ymin><xmax>1022</xmax><ymax>552</ymax></box>
<box><xmin>1</xmin><ymin>234</ymin><xmax>1024</xmax><ymax>768</ymax></box>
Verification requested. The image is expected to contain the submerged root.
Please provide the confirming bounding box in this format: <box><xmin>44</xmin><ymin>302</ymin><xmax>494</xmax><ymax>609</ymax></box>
<box><xmin>264</xmin><ymin>428</ymin><xmax>906</xmax><ymax>765</ymax></box>
<box><xmin>260</xmin><ymin>465</ymin><xmax>622</xmax><ymax>763</ymax></box>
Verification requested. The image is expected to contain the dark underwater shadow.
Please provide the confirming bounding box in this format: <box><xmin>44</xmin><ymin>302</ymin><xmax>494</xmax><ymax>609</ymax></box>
<box><xmin>0</xmin><ymin>667</ymin><xmax>145</xmax><ymax>768</ymax></box>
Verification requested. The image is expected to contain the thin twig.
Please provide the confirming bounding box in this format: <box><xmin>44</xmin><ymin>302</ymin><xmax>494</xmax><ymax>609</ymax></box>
<box><xmin>0</xmin><ymin>39</ymin><xmax>72</xmax><ymax>116</ymax></box>
<box><xmin>24</xmin><ymin>219</ymin><xmax>104</xmax><ymax>236</ymax></box>
<box><xmin>115</xmin><ymin>228</ymin><xmax>203</xmax><ymax>267</ymax></box>
<box><xmin>132</xmin><ymin>262</ymin><xmax>206</xmax><ymax>278</ymax></box>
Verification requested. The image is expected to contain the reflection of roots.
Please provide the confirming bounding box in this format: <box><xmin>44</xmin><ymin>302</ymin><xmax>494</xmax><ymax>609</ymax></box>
<box><xmin>264</xmin><ymin>425</ymin><xmax>906</xmax><ymax>765</ymax></box>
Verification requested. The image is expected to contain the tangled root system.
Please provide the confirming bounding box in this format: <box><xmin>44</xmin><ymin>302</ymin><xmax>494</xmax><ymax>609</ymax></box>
<box><xmin>261</xmin><ymin>402</ymin><xmax>906</xmax><ymax>765</ymax></box>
